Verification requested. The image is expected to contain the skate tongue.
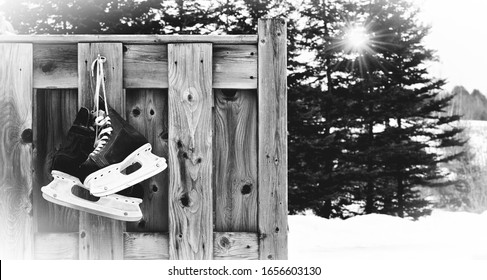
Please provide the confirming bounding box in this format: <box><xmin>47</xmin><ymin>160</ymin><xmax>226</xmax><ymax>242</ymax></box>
<box><xmin>95</xmin><ymin>110</ymin><xmax>107</xmax><ymax>118</ymax></box>
<box><xmin>97</xmin><ymin>97</ymin><xmax>110</xmax><ymax>112</ymax></box>
<box><xmin>73</xmin><ymin>107</ymin><xmax>90</xmax><ymax>127</ymax></box>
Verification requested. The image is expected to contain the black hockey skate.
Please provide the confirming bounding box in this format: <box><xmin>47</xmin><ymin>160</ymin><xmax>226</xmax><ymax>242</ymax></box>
<box><xmin>81</xmin><ymin>100</ymin><xmax>167</xmax><ymax>197</ymax></box>
<box><xmin>41</xmin><ymin>107</ymin><xmax>143</xmax><ymax>222</ymax></box>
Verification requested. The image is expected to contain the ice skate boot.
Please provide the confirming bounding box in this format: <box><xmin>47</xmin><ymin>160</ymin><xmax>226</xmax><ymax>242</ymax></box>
<box><xmin>41</xmin><ymin>107</ymin><xmax>143</xmax><ymax>222</ymax></box>
<box><xmin>82</xmin><ymin>100</ymin><xmax>167</xmax><ymax>197</ymax></box>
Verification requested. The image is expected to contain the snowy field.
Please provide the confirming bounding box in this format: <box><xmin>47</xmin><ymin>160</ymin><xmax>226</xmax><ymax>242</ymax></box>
<box><xmin>289</xmin><ymin>210</ymin><xmax>487</xmax><ymax>260</ymax></box>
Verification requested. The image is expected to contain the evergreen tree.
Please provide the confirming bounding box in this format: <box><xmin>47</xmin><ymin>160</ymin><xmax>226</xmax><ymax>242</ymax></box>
<box><xmin>288</xmin><ymin>0</ymin><xmax>463</xmax><ymax>219</ymax></box>
<box><xmin>338</xmin><ymin>0</ymin><xmax>463</xmax><ymax>218</ymax></box>
<box><xmin>288</xmin><ymin>0</ymin><xmax>359</xmax><ymax>218</ymax></box>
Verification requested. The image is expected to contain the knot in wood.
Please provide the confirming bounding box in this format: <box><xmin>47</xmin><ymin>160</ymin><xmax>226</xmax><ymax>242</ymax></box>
<box><xmin>159</xmin><ymin>131</ymin><xmax>168</xmax><ymax>141</ymax></box>
<box><xmin>21</xmin><ymin>128</ymin><xmax>33</xmax><ymax>144</ymax></box>
<box><xmin>41</xmin><ymin>61</ymin><xmax>55</xmax><ymax>73</ymax></box>
<box><xmin>219</xmin><ymin>236</ymin><xmax>230</xmax><ymax>248</ymax></box>
<box><xmin>184</xmin><ymin>87</ymin><xmax>198</xmax><ymax>103</ymax></box>
<box><xmin>180</xmin><ymin>192</ymin><xmax>190</xmax><ymax>207</ymax></box>
<box><xmin>176</xmin><ymin>139</ymin><xmax>183</xmax><ymax>149</ymax></box>
<box><xmin>241</xmin><ymin>184</ymin><xmax>252</xmax><ymax>195</ymax></box>
<box><xmin>132</xmin><ymin>107</ymin><xmax>141</xmax><ymax>117</ymax></box>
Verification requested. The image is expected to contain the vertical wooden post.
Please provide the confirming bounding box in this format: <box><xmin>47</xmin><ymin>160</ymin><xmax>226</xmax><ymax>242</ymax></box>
<box><xmin>168</xmin><ymin>43</ymin><xmax>213</xmax><ymax>260</ymax></box>
<box><xmin>0</xmin><ymin>43</ymin><xmax>34</xmax><ymax>259</ymax></box>
<box><xmin>77</xmin><ymin>43</ymin><xmax>124</xmax><ymax>259</ymax></box>
<box><xmin>257</xmin><ymin>18</ymin><xmax>288</xmax><ymax>260</ymax></box>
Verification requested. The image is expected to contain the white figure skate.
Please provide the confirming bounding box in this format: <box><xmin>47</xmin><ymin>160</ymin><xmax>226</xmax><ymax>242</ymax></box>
<box><xmin>42</xmin><ymin>171</ymin><xmax>143</xmax><ymax>222</ymax></box>
<box><xmin>85</xmin><ymin>142</ymin><xmax>167</xmax><ymax>197</ymax></box>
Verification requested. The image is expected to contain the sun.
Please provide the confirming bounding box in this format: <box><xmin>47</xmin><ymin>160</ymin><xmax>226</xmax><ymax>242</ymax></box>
<box><xmin>345</xmin><ymin>26</ymin><xmax>370</xmax><ymax>51</ymax></box>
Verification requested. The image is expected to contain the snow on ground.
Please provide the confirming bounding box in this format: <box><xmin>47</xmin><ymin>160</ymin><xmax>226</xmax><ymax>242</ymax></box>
<box><xmin>289</xmin><ymin>210</ymin><xmax>487</xmax><ymax>260</ymax></box>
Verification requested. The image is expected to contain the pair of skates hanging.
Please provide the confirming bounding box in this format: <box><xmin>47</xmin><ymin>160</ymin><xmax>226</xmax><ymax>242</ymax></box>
<box><xmin>41</xmin><ymin>55</ymin><xmax>167</xmax><ymax>221</ymax></box>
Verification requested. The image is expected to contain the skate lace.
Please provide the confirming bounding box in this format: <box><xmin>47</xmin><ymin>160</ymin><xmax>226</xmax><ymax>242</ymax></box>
<box><xmin>92</xmin><ymin>111</ymin><xmax>113</xmax><ymax>155</ymax></box>
<box><xmin>90</xmin><ymin>54</ymin><xmax>112</xmax><ymax>156</ymax></box>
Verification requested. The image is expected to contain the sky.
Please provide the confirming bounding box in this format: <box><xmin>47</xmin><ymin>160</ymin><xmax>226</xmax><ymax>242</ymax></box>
<box><xmin>412</xmin><ymin>0</ymin><xmax>487</xmax><ymax>94</ymax></box>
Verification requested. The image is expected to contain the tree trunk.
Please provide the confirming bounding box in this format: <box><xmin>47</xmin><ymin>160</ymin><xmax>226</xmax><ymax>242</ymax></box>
<box><xmin>396</xmin><ymin>118</ymin><xmax>404</xmax><ymax>218</ymax></box>
<box><xmin>364</xmin><ymin>183</ymin><xmax>375</xmax><ymax>214</ymax></box>
<box><xmin>317</xmin><ymin>199</ymin><xmax>333</xmax><ymax>218</ymax></box>
<box><xmin>397</xmin><ymin>174</ymin><xmax>404</xmax><ymax>218</ymax></box>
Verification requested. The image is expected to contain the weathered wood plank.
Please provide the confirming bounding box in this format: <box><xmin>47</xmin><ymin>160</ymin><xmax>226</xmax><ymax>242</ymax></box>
<box><xmin>124</xmin><ymin>232</ymin><xmax>169</xmax><ymax>260</ymax></box>
<box><xmin>123</xmin><ymin>45</ymin><xmax>168</xmax><ymax>88</ymax></box>
<box><xmin>78</xmin><ymin>216</ymin><xmax>124</xmax><ymax>259</ymax></box>
<box><xmin>33</xmin><ymin>44</ymin><xmax>257</xmax><ymax>89</ymax></box>
<box><xmin>33</xmin><ymin>231</ymin><xmax>257</xmax><ymax>260</ymax></box>
<box><xmin>34</xmin><ymin>89</ymin><xmax>79</xmax><ymax>233</ymax></box>
<box><xmin>78</xmin><ymin>43</ymin><xmax>124</xmax><ymax>260</ymax></box>
<box><xmin>0</xmin><ymin>43</ymin><xmax>34</xmax><ymax>259</ymax></box>
<box><xmin>0</xmin><ymin>34</ymin><xmax>258</xmax><ymax>44</ymax></box>
<box><xmin>126</xmin><ymin>90</ymin><xmax>169</xmax><ymax>232</ymax></box>
<box><xmin>257</xmin><ymin>18</ymin><xmax>288</xmax><ymax>260</ymax></box>
<box><xmin>33</xmin><ymin>44</ymin><xmax>77</xmax><ymax>89</ymax></box>
<box><xmin>213</xmin><ymin>45</ymin><xmax>257</xmax><ymax>89</ymax></box>
<box><xmin>34</xmin><ymin>232</ymin><xmax>78</xmax><ymax>260</ymax></box>
<box><xmin>214</xmin><ymin>89</ymin><xmax>258</xmax><ymax>232</ymax></box>
<box><xmin>168</xmin><ymin>43</ymin><xmax>213</xmax><ymax>260</ymax></box>
<box><xmin>214</xmin><ymin>232</ymin><xmax>259</xmax><ymax>260</ymax></box>
<box><xmin>78</xmin><ymin>43</ymin><xmax>125</xmax><ymax>112</ymax></box>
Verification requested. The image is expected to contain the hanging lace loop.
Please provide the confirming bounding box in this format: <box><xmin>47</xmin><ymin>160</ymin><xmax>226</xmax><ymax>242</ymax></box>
<box><xmin>91</xmin><ymin>54</ymin><xmax>109</xmax><ymax>119</ymax></box>
<box><xmin>90</xmin><ymin>54</ymin><xmax>113</xmax><ymax>155</ymax></box>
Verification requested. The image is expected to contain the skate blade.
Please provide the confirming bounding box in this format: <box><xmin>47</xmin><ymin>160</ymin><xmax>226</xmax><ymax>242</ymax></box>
<box><xmin>42</xmin><ymin>171</ymin><xmax>143</xmax><ymax>222</ymax></box>
<box><xmin>86</xmin><ymin>143</ymin><xmax>167</xmax><ymax>197</ymax></box>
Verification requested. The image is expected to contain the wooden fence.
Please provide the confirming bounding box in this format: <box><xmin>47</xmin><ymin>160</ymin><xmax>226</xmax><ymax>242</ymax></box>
<box><xmin>0</xmin><ymin>18</ymin><xmax>287</xmax><ymax>260</ymax></box>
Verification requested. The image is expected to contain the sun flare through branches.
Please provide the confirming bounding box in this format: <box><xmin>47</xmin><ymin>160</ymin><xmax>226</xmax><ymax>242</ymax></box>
<box><xmin>345</xmin><ymin>25</ymin><xmax>370</xmax><ymax>52</ymax></box>
<box><xmin>336</xmin><ymin>23</ymin><xmax>377</xmax><ymax>77</ymax></box>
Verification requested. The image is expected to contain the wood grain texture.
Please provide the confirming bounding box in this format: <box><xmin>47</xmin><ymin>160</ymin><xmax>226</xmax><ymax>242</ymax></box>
<box><xmin>33</xmin><ymin>231</ymin><xmax>257</xmax><ymax>260</ymax></box>
<box><xmin>124</xmin><ymin>232</ymin><xmax>169</xmax><ymax>260</ymax></box>
<box><xmin>168</xmin><ymin>43</ymin><xmax>213</xmax><ymax>260</ymax></box>
<box><xmin>0</xmin><ymin>43</ymin><xmax>34</xmax><ymax>259</ymax></box>
<box><xmin>34</xmin><ymin>89</ymin><xmax>79</xmax><ymax>233</ymax></box>
<box><xmin>0</xmin><ymin>34</ymin><xmax>258</xmax><ymax>44</ymax></box>
<box><xmin>78</xmin><ymin>43</ymin><xmax>125</xmax><ymax>112</ymax></box>
<box><xmin>126</xmin><ymin>90</ymin><xmax>169</xmax><ymax>232</ymax></box>
<box><xmin>33</xmin><ymin>44</ymin><xmax>77</xmax><ymax>89</ymax></box>
<box><xmin>124</xmin><ymin>45</ymin><xmax>168</xmax><ymax>88</ymax></box>
<box><xmin>78</xmin><ymin>215</ymin><xmax>124</xmax><ymax>259</ymax></box>
<box><xmin>213</xmin><ymin>232</ymin><xmax>258</xmax><ymax>260</ymax></box>
<box><xmin>33</xmin><ymin>44</ymin><xmax>257</xmax><ymax>89</ymax></box>
<box><xmin>34</xmin><ymin>232</ymin><xmax>78</xmax><ymax>259</ymax></box>
<box><xmin>257</xmin><ymin>19</ymin><xmax>288</xmax><ymax>260</ymax></box>
<box><xmin>78</xmin><ymin>43</ymin><xmax>124</xmax><ymax>260</ymax></box>
<box><xmin>214</xmin><ymin>89</ymin><xmax>258</xmax><ymax>232</ymax></box>
<box><xmin>213</xmin><ymin>45</ymin><xmax>257</xmax><ymax>89</ymax></box>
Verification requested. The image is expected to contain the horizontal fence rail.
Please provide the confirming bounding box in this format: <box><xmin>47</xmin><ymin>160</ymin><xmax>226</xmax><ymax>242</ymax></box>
<box><xmin>0</xmin><ymin>34</ymin><xmax>258</xmax><ymax>44</ymax></box>
<box><xmin>34</xmin><ymin>232</ymin><xmax>259</xmax><ymax>260</ymax></box>
<box><xmin>33</xmin><ymin>44</ymin><xmax>257</xmax><ymax>89</ymax></box>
